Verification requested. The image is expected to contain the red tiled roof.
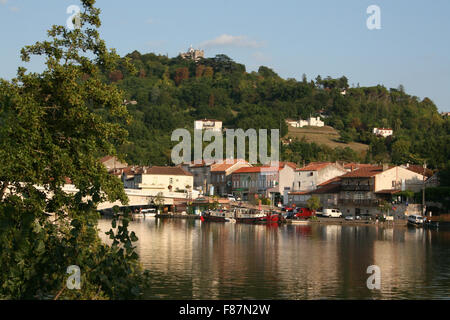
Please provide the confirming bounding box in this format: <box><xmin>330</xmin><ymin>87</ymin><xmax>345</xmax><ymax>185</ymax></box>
<box><xmin>404</xmin><ymin>165</ymin><xmax>433</xmax><ymax>177</ymax></box>
<box><xmin>280</xmin><ymin>161</ymin><xmax>298</xmax><ymax>169</ymax></box>
<box><xmin>341</xmin><ymin>165</ymin><xmax>392</xmax><ymax>178</ymax></box>
<box><xmin>310</xmin><ymin>184</ymin><xmax>341</xmax><ymax>194</ymax></box>
<box><xmin>288</xmin><ymin>191</ymin><xmax>309</xmax><ymax>195</ymax></box>
<box><xmin>233</xmin><ymin>166</ymin><xmax>279</xmax><ymax>174</ymax></box>
<box><xmin>210</xmin><ymin>159</ymin><xmax>249</xmax><ymax>172</ymax></box>
<box><xmin>144</xmin><ymin>166</ymin><xmax>192</xmax><ymax>176</ymax></box>
<box><xmin>109</xmin><ymin>166</ymin><xmax>147</xmax><ymax>176</ymax></box>
<box><xmin>343</xmin><ymin>163</ymin><xmax>373</xmax><ymax>170</ymax></box>
<box><xmin>318</xmin><ymin>177</ymin><xmax>341</xmax><ymax>186</ymax></box>
<box><xmin>296</xmin><ymin>162</ymin><xmax>333</xmax><ymax>172</ymax></box>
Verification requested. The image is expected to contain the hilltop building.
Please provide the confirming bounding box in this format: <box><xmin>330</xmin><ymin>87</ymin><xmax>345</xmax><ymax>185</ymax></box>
<box><xmin>373</xmin><ymin>128</ymin><xmax>393</xmax><ymax>137</ymax></box>
<box><xmin>286</xmin><ymin>116</ymin><xmax>324</xmax><ymax>128</ymax></box>
<box><xmin>100</xmin><ymin>156</ymin><xmax>128</xmax><ymax>171</ymax></box>
<box><xmin>194</xmin><ymin>119</ymin><xmax>222</xmax><ymax>131</ymax></box>
<box><xmin>180</xmin><ymin>45</ymin><xmax>204</xmax><ymax>62</ymax></box>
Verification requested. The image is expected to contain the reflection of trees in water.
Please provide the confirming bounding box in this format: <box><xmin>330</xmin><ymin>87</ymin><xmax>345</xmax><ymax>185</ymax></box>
<box><xmin>97</xmin><ymin>219</ymin><xmax>450</xmax><ymax>299</ymax></box>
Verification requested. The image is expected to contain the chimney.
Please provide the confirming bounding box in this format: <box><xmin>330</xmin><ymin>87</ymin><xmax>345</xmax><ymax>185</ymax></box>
<box><xmin>382</xmin><ymin>163</ymin><xmax>389</xmax><ymax>171</ymax></box>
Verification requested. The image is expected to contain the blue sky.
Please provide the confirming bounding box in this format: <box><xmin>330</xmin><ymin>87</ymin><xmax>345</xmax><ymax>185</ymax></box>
<box><xmin>1</xmin><ymin>0</ymin><xmax>449</xmax><ymax>111</ymax></box>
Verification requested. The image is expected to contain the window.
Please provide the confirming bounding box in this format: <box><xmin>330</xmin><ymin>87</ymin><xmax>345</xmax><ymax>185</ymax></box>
<box><xmin>392</xmin><ymin>181</ymin><xmax>396</xmax><ymax>187</ymax></box>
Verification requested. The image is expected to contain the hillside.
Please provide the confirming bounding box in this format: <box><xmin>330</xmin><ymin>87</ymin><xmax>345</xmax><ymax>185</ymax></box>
<box><xmin>97</xmin><ymin>50</ymin><xmax>449</xmax><ymax>170</ymax></box>
<box><xmin>286</xmin><ymin>125</ymin><xmax>369</xmax><ymax>155</ymax></box>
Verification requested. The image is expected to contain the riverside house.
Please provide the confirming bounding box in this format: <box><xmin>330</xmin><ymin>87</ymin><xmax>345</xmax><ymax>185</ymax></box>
<box><xmin>287</xmin><ymin>164</ymin><xmax>427</xmax><ymax>218</ymax></box>
<box><xmin>133</xmin><ymin>166</ymin><xmax>193</xmax><ymax>193</ymax></box>
<box><xmin>209</xmin><ymin>159</ymin><xmax>251</xmax><ymax>196</ymax></box>
<box><xmin>182</xmin><ymin>159</ymin><xmax>251</xmax><ymax>196</ymax></box>
<box><xmin>338</xmin><ymin>165</ymin><xmax>425</xmax><ymax>217</ymax></box>
<box><xmin>292</xmin><ymin>162</ymin><xmax>347</xmax><ymax>192</ymax></box>
<box><xmin>232</xmin><ymin>162</ymin><xmax>298</xmax><ymax>204</ymax></box>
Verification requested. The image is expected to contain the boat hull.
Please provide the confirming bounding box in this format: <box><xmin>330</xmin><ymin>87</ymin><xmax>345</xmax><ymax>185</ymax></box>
<box><xmin>234</xmin><ymin>217</ymin><xmax>262</xmax><ymax>224</ymax></box>
<box><xmin>290</xmin><ymin>219</ymin><xmax>310</xmax><ymax>225</ymax></box>
<box><xmin>201</xmin><ymin>215</ymin><xmax>228</xmax><ymax>223</ymax></box>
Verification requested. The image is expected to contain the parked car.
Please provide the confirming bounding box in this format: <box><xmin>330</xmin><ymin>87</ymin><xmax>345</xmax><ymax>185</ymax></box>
<box><xmin>295</xmin><ymin>208</ymin><xmax>315</xmax><ymax>219</ymax></box>
<box><xmin>227</xmin><ymin>194</ymin><xmax>236</xmax><ymax>201</ymax></box>
<box><xmin>322</xmin><ymin>209</ymin><xmax>343</xmax><ymax>218</ymax></box>
<box><xmin>345</xmin><ymin>216</ymin><xmax>354</xmax><ymax>221</ymax></box>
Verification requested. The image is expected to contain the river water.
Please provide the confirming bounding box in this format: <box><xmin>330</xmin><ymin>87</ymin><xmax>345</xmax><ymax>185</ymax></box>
<box><xmin>97</xmin><ymin>218</ymin><xmax>450</xmax><ymax>300</ymax></box>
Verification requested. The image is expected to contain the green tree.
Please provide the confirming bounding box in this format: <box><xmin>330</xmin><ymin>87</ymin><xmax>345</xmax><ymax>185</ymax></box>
<box><xmin>391</xmin><ymin>139</ymin><xmax>412</xmax><ymax>164</ymax></box>
<box><xmin>0</xmin><ymin>0</ymin><xmax>148</xmax><ymax>299</ymax></box>
<box><xmin>307</xmin><ymin>196</ymin><xmax>321</xmax><ymax>211</ymax></box>
<box><xmin>151</xmin><ymin>192</ymin><xmax>165</xmax><ymax>213</ymax></box>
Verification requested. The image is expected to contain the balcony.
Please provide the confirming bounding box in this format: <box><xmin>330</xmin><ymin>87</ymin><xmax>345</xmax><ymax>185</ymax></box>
<box><xmin>338</xmin><ymin>199</ymin><xmax>379</xmax><ymax>206</ymax></box>
<box><xmin>341</xmin><ymin>185</ymin><xmax>372</xmax><ymax>192</ymax></box>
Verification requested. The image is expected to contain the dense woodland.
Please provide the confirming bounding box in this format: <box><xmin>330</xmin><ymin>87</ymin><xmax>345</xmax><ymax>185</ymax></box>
<box><xmin>99</xmin><ymin>51</ymin><xmax>449</xmax><ymax>175</ymax></box>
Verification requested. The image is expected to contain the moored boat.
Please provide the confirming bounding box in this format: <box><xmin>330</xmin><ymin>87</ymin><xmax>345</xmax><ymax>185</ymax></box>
<box><xmin>201</xmin><ymin>210</ymin><xmax>230</xmax><ymax>223</ymax></box>
<box><xmin>259</xmin><ymin>211</ymin><xmax>282</xmax><ymax>224</ymax></box>
<box><xmin>233</xmin><ymin>207</ymin><xmax>266</xmax><ymax>223</ymax></box>
<box><xmin>423</xmin><ymin>220</ymin><xmax>439</xmax><ymax>229</ymax></box>
<box><xmin>290</xmin><ymin>219</ymin><xmax>310</xmax><ymax>225</ymax></box>
<box><xmin>141</xmin><ymin>208</ymin><xmax>157</xmax><ymax>217</ymax></box>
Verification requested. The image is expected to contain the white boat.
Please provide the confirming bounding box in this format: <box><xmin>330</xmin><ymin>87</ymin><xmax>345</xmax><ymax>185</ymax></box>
<box><xmin>141</xmin><ymin>208</ymin><xmax>157</xmax><ymax>217</ymax></box>
<box><xmin>290</xmin><ymin>219</ymin><xmax>310</xmax><ymax>225</ymax></box>
<box><xmin>407</xmin><ymin>214</ymin><xmax>424</xmax><ymax>226</ymax></box>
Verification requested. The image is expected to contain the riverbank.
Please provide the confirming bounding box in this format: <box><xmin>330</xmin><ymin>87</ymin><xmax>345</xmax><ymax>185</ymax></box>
<box><xmin>300</xmin><ymin>217</ymin><xmax>406</xmax><ymax>227</ymax></box>
<box><xmin>155</xmin><ymin>213</ymin><xmax>200</xmax><ymax>219</ymax></box>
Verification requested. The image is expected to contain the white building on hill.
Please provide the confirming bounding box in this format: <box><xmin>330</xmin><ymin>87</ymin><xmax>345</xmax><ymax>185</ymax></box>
<box><xmin>194</xmin><ymin>119</ymin><xmax>222</xmax><ymax>131</ymax></box>
<box><xmin>287</xmin><ymin>116</ymin><xmax>324</xmax><ymax>128</ymax></box>
<box><xmin>373</xmin><ymin>128</ymin><xmax>393</xmax><ymax>138</ymax></box>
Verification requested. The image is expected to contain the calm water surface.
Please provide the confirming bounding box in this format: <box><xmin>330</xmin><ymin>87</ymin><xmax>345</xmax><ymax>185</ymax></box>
<box><xmin>98</xmin><ymin>218</ymin><xmax>450</xmax><ymax>300</ymax></box>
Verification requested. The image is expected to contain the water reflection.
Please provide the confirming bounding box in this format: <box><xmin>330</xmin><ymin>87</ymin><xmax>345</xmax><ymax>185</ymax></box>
<box><xmin>97</xmin><ymin>219</ymin><xmax>450</xmax><ymax>300</ymax></box>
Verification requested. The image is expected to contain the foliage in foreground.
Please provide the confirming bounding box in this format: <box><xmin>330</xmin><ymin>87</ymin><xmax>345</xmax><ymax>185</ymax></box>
<box><xmin>0</xmin><ymin>0</ymin><xmax>148</xmax><ymax>299</ymax></box>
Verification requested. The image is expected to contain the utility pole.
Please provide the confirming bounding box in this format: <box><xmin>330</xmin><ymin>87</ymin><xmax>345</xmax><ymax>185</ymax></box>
<box><xmin>422</xmin><ymin>162</ymin><xmax>426</xmax><ymax>216</ymax></box>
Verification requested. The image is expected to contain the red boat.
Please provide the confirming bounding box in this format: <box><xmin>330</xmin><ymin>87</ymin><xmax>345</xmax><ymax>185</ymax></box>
<box><xmin>259</xmin><ymin>212</ymin><xmax>281</xmax><ymax>223</ymax></box>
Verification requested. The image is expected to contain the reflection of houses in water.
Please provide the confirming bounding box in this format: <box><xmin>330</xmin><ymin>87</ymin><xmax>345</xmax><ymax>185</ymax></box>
<box><xmin>373</xmin><ymin>227</ymin><xmax>431</xmax><ymax>295</ymax></box>
<box><xmin>277</xmin><ymin>225</ymin><xmax>341</xmax><ymax>298</ymax></box>
<box><xmin>97</xmin><ymin>219</ymin><xmax>444</xmax><ymax>299</ymax></box>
